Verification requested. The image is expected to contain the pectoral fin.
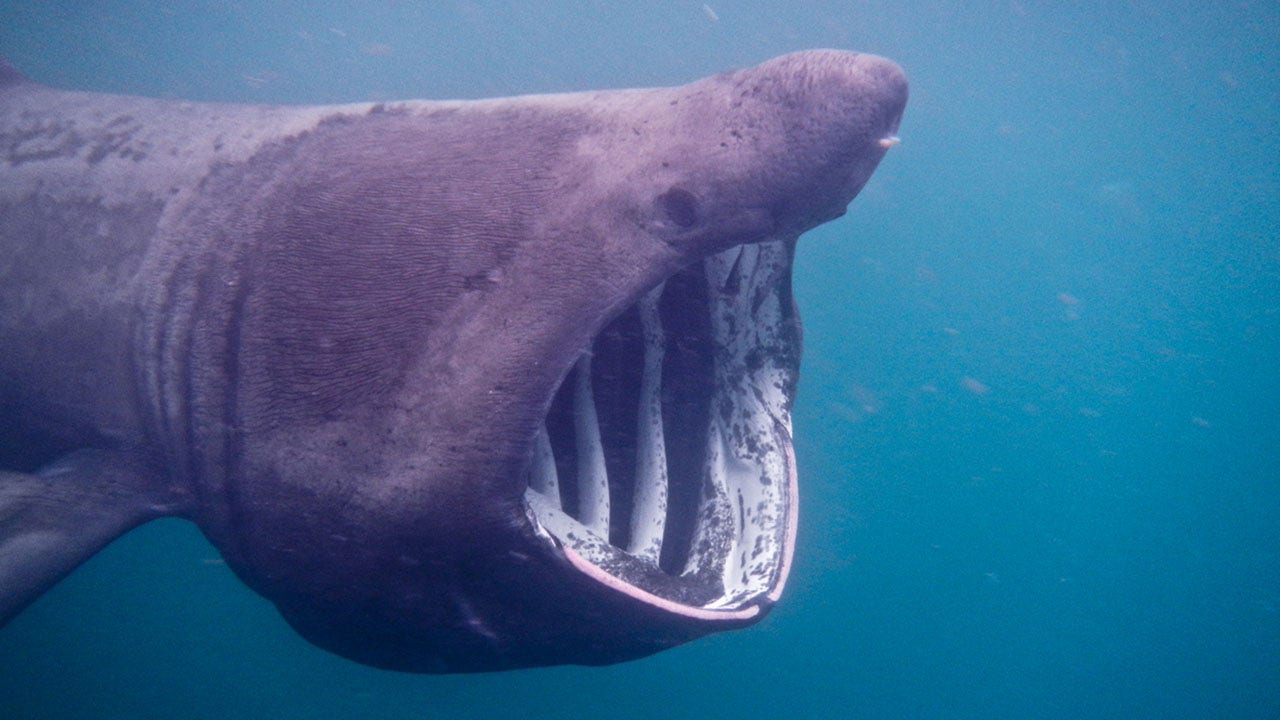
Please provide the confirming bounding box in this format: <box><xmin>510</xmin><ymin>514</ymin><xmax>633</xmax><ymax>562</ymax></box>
<box><xmin>0</xmin><ymin>449</ymin><xmax>186</xmax><ymax>625</ymax></box>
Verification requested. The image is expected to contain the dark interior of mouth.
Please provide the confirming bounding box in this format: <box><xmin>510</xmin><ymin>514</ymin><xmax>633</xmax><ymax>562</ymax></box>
<box><xmin>523</xmin><ymin>241</ymin><xmax>798</xmax><ymax>611</ymax></box>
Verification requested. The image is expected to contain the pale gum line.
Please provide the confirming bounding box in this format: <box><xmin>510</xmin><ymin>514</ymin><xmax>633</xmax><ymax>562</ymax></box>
<box><xmin>766</xmin><ymin>421</ymin><xmax>798</xmax><ymax>602</ymax></box>
<box><xmin>557</xmin><ymin>420</ymin><xmax>798</xmax><ymax>619</ymax></box>
<box><xmin>561</xmin><ymin>545</ymin><xmax>762</xmax><ymax>622</ymax></box>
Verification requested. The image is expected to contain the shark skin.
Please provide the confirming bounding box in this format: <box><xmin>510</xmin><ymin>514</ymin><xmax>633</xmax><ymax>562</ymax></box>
<box><xmin>0</xmin><ymin>50</ymin><xmax>905</xmax><ymax>672</ymax></box>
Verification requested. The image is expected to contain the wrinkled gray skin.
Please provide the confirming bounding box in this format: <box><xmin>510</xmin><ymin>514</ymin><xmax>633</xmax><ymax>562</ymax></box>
<box><xmin>0</xmin><ymin>50</ymin><xmax>905</xmax><ymax>671</ymax></box>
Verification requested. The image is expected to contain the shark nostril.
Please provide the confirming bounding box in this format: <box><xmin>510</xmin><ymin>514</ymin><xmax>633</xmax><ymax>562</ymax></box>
<box><xmin>656</xmin><ymin>187</ymin><xmax>699</xmax><ymax>229</ymax></box>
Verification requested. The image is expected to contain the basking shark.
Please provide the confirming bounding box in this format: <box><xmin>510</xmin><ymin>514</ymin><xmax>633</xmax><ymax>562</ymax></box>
<box><xmin>0</xmin><ymin>50</ymin><xmax>906</xmax><ymax>672</ymax></box>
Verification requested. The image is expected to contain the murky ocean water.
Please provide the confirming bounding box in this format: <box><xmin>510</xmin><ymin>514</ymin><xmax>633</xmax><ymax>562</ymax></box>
<box><xmin>2</xmin><ymin>3</ymin><xmax>1276</xmax><ymax>718</ymax></box>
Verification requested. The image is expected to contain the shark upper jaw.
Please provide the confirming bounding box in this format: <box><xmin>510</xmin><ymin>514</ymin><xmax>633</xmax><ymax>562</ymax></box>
<box><xmin>520</xmin><ymin>234</ymin><xmax>801</xmax><ymax>621</ymax></box>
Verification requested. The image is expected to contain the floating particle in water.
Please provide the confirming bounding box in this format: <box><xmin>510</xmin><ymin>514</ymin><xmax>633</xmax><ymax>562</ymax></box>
<box><xmin>1057</xmin><ymin>292</ymin><xmax>1081</xmax><ymax>319</ymax></box>
<box><xmin>960</xmin><ymin>376</ymin><xmax>989</xmax><ymax>395</ymax></box>
<box><xmin>242</xmin><ymin>70</ymin><xmax>282</xmax><ymax>88</ymax></box>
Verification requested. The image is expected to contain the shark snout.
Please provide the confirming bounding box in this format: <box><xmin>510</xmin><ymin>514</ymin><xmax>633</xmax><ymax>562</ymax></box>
<box><xmin>759</xmin><ymin>49</ymin><xmax>907</xmax><ymax>140</ymax></box>
<box><xmin>736</xmin><ymin>50</ymin><xmax>908</xmax><ymax>232</ymax></box>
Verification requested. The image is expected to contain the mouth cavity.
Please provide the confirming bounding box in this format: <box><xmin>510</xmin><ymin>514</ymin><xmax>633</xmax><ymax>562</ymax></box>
<box><xmin>523</xmin><ymin>238</ymin><xmax>800</xmax><ymax>618</ymax></box>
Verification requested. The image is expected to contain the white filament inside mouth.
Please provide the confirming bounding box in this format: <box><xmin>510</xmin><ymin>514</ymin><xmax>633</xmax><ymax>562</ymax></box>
<box><xmin>523</xmin><ymin>239</ymin><xmax>797</xmax><ymax>611</ymax></box>
<box><xmin>627</xmin><ymin>284</ymin><xmax>669</xmax><ymax>562</ymax></box>
<box><xmin>572</xmin><ymin>352</ymin><xmax>610</xmax><ymax>537</ymax></box>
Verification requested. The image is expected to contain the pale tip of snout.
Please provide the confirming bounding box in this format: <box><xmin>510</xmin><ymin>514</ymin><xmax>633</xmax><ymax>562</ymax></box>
<box><xmin>877</xmin><ymin>135</ymin><xmax>901</xmax><ymax>149</ymax></box>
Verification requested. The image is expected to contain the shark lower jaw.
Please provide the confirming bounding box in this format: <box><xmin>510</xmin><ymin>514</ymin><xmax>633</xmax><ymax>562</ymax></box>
<box><xmin>523</xmin><ymin>238</ymin><xmax>800</xmax><ymax>619</ymax></box>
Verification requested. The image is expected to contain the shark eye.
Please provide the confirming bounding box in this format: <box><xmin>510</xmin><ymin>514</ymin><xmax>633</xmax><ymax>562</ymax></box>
<box><xmin>656</xmin><ymin>187</ymin><xmax>699</xmax><ymax>229</ymax></box>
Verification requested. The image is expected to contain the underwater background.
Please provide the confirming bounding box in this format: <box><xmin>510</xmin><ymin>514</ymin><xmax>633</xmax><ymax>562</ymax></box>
<box><xmin>1</xmin><ymin>2</ymin><xmax>1276</xmax><ymax>718</ymax></box>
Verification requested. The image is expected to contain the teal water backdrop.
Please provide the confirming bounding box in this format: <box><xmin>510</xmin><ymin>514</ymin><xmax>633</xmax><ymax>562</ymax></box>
<box><xmin>1</xmin><ymin>2</ymin><xmax>1276</xmax><ymax>718</ymax></box>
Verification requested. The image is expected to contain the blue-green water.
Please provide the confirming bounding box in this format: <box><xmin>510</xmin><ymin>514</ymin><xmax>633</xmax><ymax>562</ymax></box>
<box><xmin>1</xmin><ymin>2</ymin><xmax>1276</xmax><ymax>718</ymax></box>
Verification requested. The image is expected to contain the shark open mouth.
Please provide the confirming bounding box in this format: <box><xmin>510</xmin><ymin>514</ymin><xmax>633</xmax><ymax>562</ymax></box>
<box><xmin>522</xmin><ymin>238</ymin><xmax>800</xmax><ymax>618</ymax></box>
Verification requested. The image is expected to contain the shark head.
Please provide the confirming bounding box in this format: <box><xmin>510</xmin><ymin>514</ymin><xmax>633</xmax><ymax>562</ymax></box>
<box><xmin>191</xmin><ymin>49</ymin><xmax>906</xmax><ymax>672</ymax></box>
